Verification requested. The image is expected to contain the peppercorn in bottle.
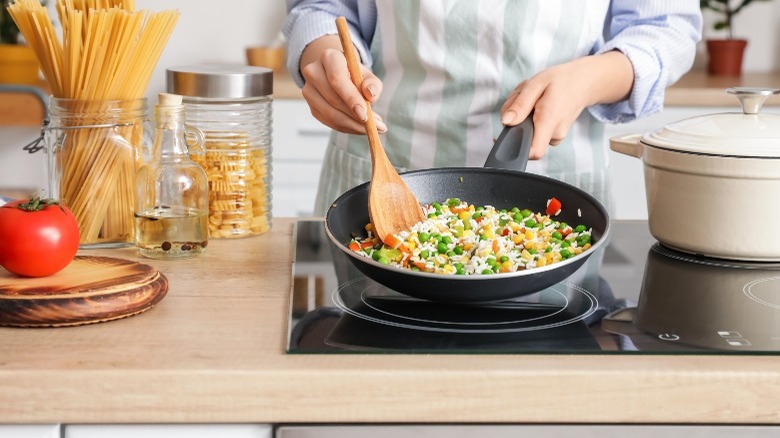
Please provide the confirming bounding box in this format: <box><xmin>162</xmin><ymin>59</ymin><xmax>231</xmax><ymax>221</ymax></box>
<box><xmin>134</xmin><ymin>93</ymin><xmax>209</xmax><ymax>259</ymax></box>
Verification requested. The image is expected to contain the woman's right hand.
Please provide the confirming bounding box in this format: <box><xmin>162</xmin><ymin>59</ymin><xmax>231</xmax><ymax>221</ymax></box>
<box><xmin>299</xmin><ymin>35</ymin><xmax>387</xmax><ymax>134</ymax></box>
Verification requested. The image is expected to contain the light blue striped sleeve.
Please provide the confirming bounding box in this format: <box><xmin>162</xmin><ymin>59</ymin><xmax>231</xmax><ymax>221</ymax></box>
<box><xmin>588</xmin><ymin>0</ymin><xmax>703</xmax><ymax>124</ymax></box>
<box><xmin>283</xmin><ymin>0</ymin><xmax>377</xmax><ymax>88</ymax></box>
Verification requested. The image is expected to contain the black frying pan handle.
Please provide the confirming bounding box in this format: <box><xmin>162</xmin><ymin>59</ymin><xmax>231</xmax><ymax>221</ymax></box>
<box><xmin>484</xmin><ymin>115</ymin><xmax>533</xmax><ymax>171</ymax></box>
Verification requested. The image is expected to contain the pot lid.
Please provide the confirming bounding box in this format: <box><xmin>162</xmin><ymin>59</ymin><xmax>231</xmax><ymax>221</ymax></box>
<box><xmin>642</xmin><ymin>87</ymin><xmax>780</xmax><ymax>158</ymax></box>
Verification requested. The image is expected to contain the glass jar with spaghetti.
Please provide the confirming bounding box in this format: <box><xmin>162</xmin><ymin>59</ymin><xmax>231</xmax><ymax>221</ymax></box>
<box><xmin>44</xmin><ymin>98</ymin><xmax>148</xmax><ymax>248</ymax></box>
<box><xmin>166</xmin><ymin>65</ymin><xmax>273</xmax><ymax>238</ymax></box>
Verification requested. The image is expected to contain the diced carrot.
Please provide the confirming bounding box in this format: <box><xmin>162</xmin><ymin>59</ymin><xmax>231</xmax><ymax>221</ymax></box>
<box><xmin>413</xmin><ymin>261</ymin><xmax>427</xmax><ymax>270</ymax></box>
<box><xmin>383</xmin><ymin>233</ymin><xmax>404</xmax><ymax>248</ymax></box>
<box><xmin>348</xmin><ymin>241</ymin><xmax>360</xmax><ymax>252</ymax></box>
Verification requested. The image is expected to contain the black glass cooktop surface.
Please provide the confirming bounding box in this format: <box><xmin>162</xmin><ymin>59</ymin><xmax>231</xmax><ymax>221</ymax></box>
<box><xmin>288</xmin><ymin>220</ymin><xmax>780</xmax><ymax>354</ymax></box>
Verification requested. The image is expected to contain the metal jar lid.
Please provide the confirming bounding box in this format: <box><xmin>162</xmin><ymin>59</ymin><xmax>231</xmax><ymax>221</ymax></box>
<box><xmin>166</xmin><ymin>65</ymin><xmax>273</xmax><ymax>99</ymax></box>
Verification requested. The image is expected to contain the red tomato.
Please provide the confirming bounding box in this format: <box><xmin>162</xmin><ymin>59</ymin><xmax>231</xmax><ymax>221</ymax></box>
<box><xmin>0</xmin><ymin>196</ymin><xmax>80</xmax><ymax>277</ymax></box>
<box><xmin>546</xmin><ymin>197</ymin><xmax>562</xmax><ymax>216</ymax></box>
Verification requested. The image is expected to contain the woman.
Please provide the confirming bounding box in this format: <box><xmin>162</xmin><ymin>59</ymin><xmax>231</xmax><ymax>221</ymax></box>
<box><xmin>283</xmin><ymin>1</ymin><xmax>702</xmax><ymax>217</ymax></box>
<box><xmin>284</xmin><ymin>1</ymin><xmax>701</xmax><ymax>302</ymax></box>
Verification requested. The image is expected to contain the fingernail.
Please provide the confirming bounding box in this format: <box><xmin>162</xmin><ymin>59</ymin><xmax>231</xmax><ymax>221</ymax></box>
<box><xmin>353</xmin><ymin>104</ymin><xmax>367</xmax><ymax>122</ymax></box>
<box><xmin>367</xmin><ymin>84</ymin><xmax>378</xmax><ymax>98</ymax></box>
<box><xmin>374</xmin><ymin>115</ymin><xmax>388</xmax><ymax>132</ymax></box>
<box><xmin>501</xmin><ymin>110</ymin><xmax>517</xmax><ymax>125</ymax></box>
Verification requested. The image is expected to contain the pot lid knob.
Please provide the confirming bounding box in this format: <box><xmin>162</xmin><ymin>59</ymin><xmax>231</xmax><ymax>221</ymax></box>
<box><xmin>726</xmin><ymin>87</ymin><xmax>780</xmax><ymax>114</ymax></box>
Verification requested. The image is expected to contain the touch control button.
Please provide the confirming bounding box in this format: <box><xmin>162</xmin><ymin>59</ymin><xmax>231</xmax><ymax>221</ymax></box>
<box><xmin>658</xmin><ymin>333</ymin><xmax>680</xmax><ymax>341</ymax></box>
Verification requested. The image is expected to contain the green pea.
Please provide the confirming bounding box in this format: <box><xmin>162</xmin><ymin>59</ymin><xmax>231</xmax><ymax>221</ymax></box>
<box><xmin>427</xmin><ymin>212</ymin><xmax>437</xmax><ymax>218</ymax></box>
<box><xmin>476</xmin><ymin>206</ymin><xmax>485</xmax><ymax>212</ymax></box>
<box><xmin>521</xmin><ymin>209</ymin><xmax>532</xmax><ymax>218</ymax></box>
<box><xmin>499</xmin><ymin>255</ymin><xmax>509</xmax><ymax>263</ymax></box>
<box><xmin>552</xmin><ymin>231</ymin><xmax>563</xmax><ymax>240</ymax></box>
<box><xmin>372</xmin><ymin>251</ymin><xmax>381</xmax><ymax>261</ymax></box>
<box><xmin>472</xmin><ymin>211</ymin><xmax>482</xmax><ymax>219</ymax></box>
<box><xmin>561</xmin><ymin>240</ymin><xmax>571</xmax><ymax>248</ymax></box>
<box><xmin>481</xmin><ymin>269</ymin><xmax>494</xmax><ymax>275</ymax></box>
<box><xmin>456</xmin><ymin>268</ymin><xmax>466</xmax><ymax>275</ymax></box>
<box><xmin>486</xmin><ymin>257</ymin><xmax>497</xmax><ymax>267</ymax></box>
<box><xmin>453</xmin><ymin>246</ymin><xmax>464</xmax><ymax>255</ymax></box>
<box><xmin>524</xmin><ymin>219</ymin><xmax>537</xmax><ymax>228</ymax></box>
<box><xmin>418</xmin><ymin>232</ymin><xmax>431</xmax><ymax>242</ymax></box>
<box><xmin>447</xmin><ymin>198</ymin><xmax>461</xmax><ymax>207</ymax></box>
<box><xmin>528</xmin><ymin>248</ymin><xmax>537</xmax><ymax>254</ymax></box>
<box><xmin>437</xmin><ymin>242</ymin><xmax>448</xmax><ymax>253</ymax></box>
<box><xmin>420</xmin><ymin>250</ymin><xmax>430</xmax><ymax>259</ymax></box>
<box><xmin>513</xmin><ymin>212</ymin><xmax>523</xmax><ymax>223</ymax></box>
<box><xmin>575</xmin><ymin>224</ymin><xmax>587</xmax><ymax>233</ymax></box>
<box><xmin>378</xmin><ymin>257</ymin><xmax>390</xmax><ymax>265</ymax></box>
<box><xmin>560</xmin><ymin>249</ymin><xmax>573</xmax><ymax>259</ymax></box>
<box><xmin>432</xmin><ymin>202</ymin><xmax>442</xmax><ymax>210</ymax></box>
<box><xmin>442</xmin><ymin>235</ymin><xmax>453</xmax><ymax>244</ymax></box>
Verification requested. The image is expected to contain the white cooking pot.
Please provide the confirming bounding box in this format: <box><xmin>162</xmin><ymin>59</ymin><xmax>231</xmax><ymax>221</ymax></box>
<box><xmin>610</xmin><ymin>87</ymin><xmax>780</xmax><ymax>261</ymax></box>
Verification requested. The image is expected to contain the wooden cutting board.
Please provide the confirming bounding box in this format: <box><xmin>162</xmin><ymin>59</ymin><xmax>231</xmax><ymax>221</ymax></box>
<box><xmin>0</xmin><ymin>256</ymin><xmax>168</xmax><ymax>327</ymax></box>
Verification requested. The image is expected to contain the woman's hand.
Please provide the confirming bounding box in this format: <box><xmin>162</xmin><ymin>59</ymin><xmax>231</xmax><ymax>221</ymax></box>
<box><xmin>299</xmin><ymin>35</ymin><xmax>387</xmax><ymax>134</ymax></box>
<box><xmin>500</xmin><ymin>50</ymin><xmax>633</xmax><ymax>160</ymax></box>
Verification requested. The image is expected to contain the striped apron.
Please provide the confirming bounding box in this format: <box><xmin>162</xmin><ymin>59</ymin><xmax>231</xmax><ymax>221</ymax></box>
<box><xmin>317</xmin><ymin>0</ymin><xmax>615</xmax><ymax>295</ymax></box>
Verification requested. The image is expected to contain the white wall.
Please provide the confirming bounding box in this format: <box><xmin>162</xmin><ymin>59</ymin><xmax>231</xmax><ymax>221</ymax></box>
<box><xmin>134</xmin><ymin>0</ymin><xmax>287</xmax><ymax>102</ymax></box>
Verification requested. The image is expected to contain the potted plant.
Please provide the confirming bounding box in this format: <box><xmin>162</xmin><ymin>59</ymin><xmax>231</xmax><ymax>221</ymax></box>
<box><xmin>700</xmin><ymin>0</ymin><xmax>773</xmax><ymax>76</ymax></box>
<box><xmin>0</xmin><ymin>0</ymin><xmax>41</xmax><ymax>85</ymax></box>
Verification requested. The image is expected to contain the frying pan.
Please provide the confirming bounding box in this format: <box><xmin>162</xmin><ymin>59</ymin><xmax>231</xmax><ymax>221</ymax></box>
<box><xmin>325</xmin><ymin>117</ymin><xmax>611</xmax><ymax>303</ymax></box>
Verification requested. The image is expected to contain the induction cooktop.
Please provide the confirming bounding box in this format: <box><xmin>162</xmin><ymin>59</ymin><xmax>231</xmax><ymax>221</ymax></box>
<box><xmin>287</xmin><ymin>220</ymin><xmax>780</xmax><ymax>354</ymax></box>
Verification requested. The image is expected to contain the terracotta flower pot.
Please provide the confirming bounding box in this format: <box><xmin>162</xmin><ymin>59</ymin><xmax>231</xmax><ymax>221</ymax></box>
<box><xmin>706</xmin><ymin>39</ymin><xmax>748</xmax><ymax>76</ymax></box>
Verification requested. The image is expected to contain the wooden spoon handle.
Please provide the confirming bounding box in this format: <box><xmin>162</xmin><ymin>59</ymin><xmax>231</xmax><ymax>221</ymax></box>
<box><xmin>335</xmin><ymin>16</ymin><xmax>384</xmax><ymax>160</ymax></box>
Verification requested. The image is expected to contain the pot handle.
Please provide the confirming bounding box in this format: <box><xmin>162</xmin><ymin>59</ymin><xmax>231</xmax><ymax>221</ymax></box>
<box><xmin>609</xmin><ymin>134</ymin><xmax>644</xmax><ymax>158</ymax></box>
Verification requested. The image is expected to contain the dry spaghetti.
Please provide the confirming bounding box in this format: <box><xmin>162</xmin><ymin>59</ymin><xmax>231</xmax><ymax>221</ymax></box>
<box><xmin>7</xmin><ymin>0</ymin><xmax>179</xmax><ymax>245</ymax></box>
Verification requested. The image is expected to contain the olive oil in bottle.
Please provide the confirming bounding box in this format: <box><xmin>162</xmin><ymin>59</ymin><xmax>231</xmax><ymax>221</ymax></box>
<box><xmin>135</xmin><ymin>93</ymin><xmax>209</xmax><ymax>259</ymax></box>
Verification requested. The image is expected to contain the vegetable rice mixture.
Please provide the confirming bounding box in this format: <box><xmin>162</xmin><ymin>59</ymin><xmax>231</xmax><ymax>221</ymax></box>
<box><xmin>348</xmin><ymin>197</ymin><xmax>594</xmax><ymax>275</ymax></box>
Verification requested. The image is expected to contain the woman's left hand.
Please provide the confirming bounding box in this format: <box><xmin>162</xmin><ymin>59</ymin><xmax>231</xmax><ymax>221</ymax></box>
<box><xmin>500</xmin><ymin>50</ymin><xmax>633</xmax><ymax>160</ymax></box>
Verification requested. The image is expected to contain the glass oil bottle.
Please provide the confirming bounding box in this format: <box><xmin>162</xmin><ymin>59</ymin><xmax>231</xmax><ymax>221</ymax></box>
<box><xmin>135</xmin><ymin>93</ymin><xmax>209</xmax><ymax>259</ymax></box>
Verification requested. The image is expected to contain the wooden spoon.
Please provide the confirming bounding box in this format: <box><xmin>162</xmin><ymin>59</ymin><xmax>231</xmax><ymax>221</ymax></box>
<box><xmin>335</xmin><ymin>16</ymin><xmax>425</xmax><ymax>243</ymax></box>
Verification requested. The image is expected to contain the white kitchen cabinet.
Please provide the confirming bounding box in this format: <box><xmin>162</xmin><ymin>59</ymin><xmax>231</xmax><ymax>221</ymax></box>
<box><xmin>64</xmin><ymin>424</ymin><xmax>272</xmax><ymax>438</ymax></box>
<box><xmin>0</xmin><ymin>424</ymin><xmax>60</xmax><ymax>438</ymax></box>
<box><xmin>271</xmin><ymin>99</ymin><xmax>330</xmax><ymax>218</ymax></box>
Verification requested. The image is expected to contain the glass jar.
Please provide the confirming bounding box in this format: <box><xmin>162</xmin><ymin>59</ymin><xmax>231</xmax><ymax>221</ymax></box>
<box><xmin>45</xmin><ymin>98</ymin><xmax>148</xmax><ymax>247</ymax></box>
<box><xmin>135</xmin><ymin>93</ymin><xmax>209</xmax><ymax>259</ymax></box>
<box><xmin>166</xmin><ymin>65</ymin><xmax>273</xmax><ymax>238</ymax></box>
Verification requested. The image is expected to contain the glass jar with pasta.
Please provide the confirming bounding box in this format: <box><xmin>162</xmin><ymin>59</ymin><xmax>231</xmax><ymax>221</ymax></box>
<box><xmin>45</xmin><ymin>98</ymin><xmax>148</xmax><ymax>247</ymax></box>
<box><xmin>166</xmin><ymin>65</ymin><xmax>273</xmax><ymax>238</ymax></box>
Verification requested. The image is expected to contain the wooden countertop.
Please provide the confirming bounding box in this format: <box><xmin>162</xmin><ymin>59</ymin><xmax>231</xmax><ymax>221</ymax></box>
<box><xmin>0</xmin><ymin>217</ymin><xmax>779</xmax><ymax>425</ymax></box>
<box><xmin>665</xmin><ymin>70</ymin><xmax>780</xmax><ymax>106</ymax></box>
